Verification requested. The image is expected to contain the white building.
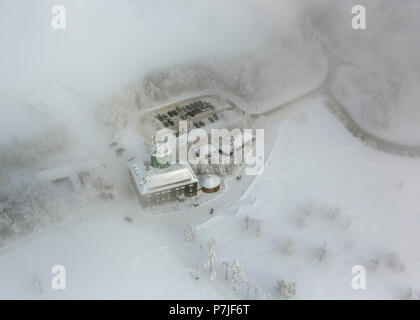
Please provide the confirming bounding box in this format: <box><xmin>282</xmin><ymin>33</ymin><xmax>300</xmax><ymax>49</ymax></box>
<box><xmin>129</xmin><ymin>162</ymin><xmax>198</xmax><ymax>208</ymax></box>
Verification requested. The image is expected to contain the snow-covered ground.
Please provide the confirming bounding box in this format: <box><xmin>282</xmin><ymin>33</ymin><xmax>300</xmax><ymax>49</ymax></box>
<box><xmin>2</xmin><ymin>95</ymin><xmax>419</xmax><ymax>299</ymax></box>
<box><xmin>0</xmin><ymin>199</ymin><xmax>232</xmax><ymax>299</ymax></box>
<box><xmin>193</xmin><ymin>97</ymin><xmax>420</xmax><ymax>299</ymax></box>
<box><xmin>1</xmin><ymin>0</ymin><xmax>419</xmax><ymax>300</ymax></box>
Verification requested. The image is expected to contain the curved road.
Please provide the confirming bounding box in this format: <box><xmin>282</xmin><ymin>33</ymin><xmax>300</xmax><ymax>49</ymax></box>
<box><xmin>247</xmin><ymin>39</ymin><xmax>420</xmax><ymax>158</ymax></box>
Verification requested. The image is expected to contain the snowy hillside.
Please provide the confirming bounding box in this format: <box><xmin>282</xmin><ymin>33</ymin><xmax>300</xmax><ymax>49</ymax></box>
<box><xmin>193</xmin><ymin>98</ymin><xmax>420</xmax><ymax>299</ymax></box>
<box><xmin>2</xmin><ymin>96</ymin><xmax>419</xmax><ymax>299</ymax></box>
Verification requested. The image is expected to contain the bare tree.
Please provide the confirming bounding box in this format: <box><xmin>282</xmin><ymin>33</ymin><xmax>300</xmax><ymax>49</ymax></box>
<box><xmin>244</xmin><ymin>215</ymin><xmax>250</xmax><ymax>230</ymax></box>
<box><xmin>222</xmin><ymin>261</ymin><xmax>230</xmax><ymax>281</ymax></box>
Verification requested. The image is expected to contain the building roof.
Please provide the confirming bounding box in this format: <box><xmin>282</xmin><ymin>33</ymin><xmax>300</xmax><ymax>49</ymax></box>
<box><xmin>129</xmin><ymin>162</ymin><xmax>198</xmax><ymax>196</ymax></box>
<box><xmin>147</xmin><ymin>168</ymin><xmax>192</xmax><ymax>189</ymax></box>
<box><xmin>198</xmin><ymin>174</ymin><xmax>221</xmax><ymax>190</ymax></box>
<box><xmin>36</xmin><ymin>160</ymin><xmax>102</xmax><ymax>193</ymax></box>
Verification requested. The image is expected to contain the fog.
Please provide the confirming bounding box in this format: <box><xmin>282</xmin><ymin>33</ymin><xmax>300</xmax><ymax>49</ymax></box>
<box><xmin>1</xmin><ymin>0</ymin><xmax>420</xmax><ymax>300</ymax></box>
<box><xmin>2</xmin><ymin>1</ymin><xmax>418</xmax><ymax>142</ymax></box>
<box><xmin>0</xmin><ymin>0</ymin><xmax>289</xmax><ymax>143</ymax></box>
<box><xmin>0</xmin><ymin>0</ymin><xmax>419</xmax><ymax>228</ymax></box>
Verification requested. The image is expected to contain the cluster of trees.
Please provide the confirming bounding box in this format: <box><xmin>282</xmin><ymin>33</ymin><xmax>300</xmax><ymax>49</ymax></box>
<box><xmin>296</xmin><ymin>203</ymin><xmax>351</xmax><ymax>230</ymax></box>
<box><xmin>0</xmin><ymin>182</ymin><xmax>62</xmax><ymax>246</ymax></box>
<box><xmin>370</xmin><ymin>252</ymin><xmax>406</xmax><ymax>272</ymax></box>
<box><xmin>73</xmin><ymin>166</ymin><xmax>110</xmax><ymax>206</ymax></box>
<box><xmin>185</xmin><ymin>226</ymin><xmax>271</xmax><ymax>299</ymax></box>
<box><xmin>99</xmin><ymin>88</ymin><xmax>139</xmax><ymax>137</ymax></box>
<box><xmin>275</xmin><ymin>279</ymin><xmax>297</xmax><ymax>300</ymax></box>
<box><xmin>99</xmin><ymin>29</ymin><xmax>324</xmax><ymax>136</ymax></box>
<box><xmin>331</xmin><ymin>66</ymin><xmax>397</xmax><ymax>131</ymax></box>
<box><xmin>0</xmin><ymin>126</ymin><xmax>69</xmax><ymax>168</ymax></box>
<box><xmin>185</xmin><ymin>219</ymin><xmax>302</xmax><ymax>299</ymax></box>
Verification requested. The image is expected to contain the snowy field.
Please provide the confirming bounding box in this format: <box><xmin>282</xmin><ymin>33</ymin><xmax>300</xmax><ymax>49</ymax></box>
<box><xmin>195</xmin><ymin>97</ymin><xmax>420</xmax><ymax>299</ymax></box>
<box><xmin>1</xmin><ymin>96</ymin><xmax>419</xmax><ymax>299</ymax></box>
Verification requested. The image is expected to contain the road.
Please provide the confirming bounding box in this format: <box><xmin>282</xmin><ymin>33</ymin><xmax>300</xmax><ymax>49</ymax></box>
<box><xmin>251</xmin><ymin>37</ymin><xmax>420</xmax><ymax>158</ymax></box>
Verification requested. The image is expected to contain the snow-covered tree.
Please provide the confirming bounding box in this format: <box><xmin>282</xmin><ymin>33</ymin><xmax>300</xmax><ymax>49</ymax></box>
<box><xmin>296</xmin><ymin>214</ymin><xmax>307</xmax><ymax>228</ymax></box>
<box><xmin>230</xmin><ymin>260</ymin><xmax>246</xmax><ymax>291</ymax></box>
<box><xmin>244</xmin><ymin>279</ymin><xmax>253</xmax><ymax>299</ymax></box>
<box><xmin>185</xmin><ymin>225</ymin><xmax>196</xmax><ymax>242</ymax></box>
<box><xmin>283</xmin><ymin>238</ymin><xmax>296</xmax><ymax>256</ymax></box>
<box><xmin>74</xmin><ymin>166</ymin><xmax>109</xmax><ymax>206</ymax></box>
<box><xmin>253</xmin><ymin>287</ymin><xmax>260</xmax><ymax>300</ymax></box>
<box><xmin>383</xmin><ymin>252</ymin><xmax>405</xmax><ymax>272</ymax></box>
<box><xmin>0</xmin><ymin>126</ymin><xmax>69</xmax><ymax>167</ymax></box>
<box><xmin>303</xmin><ymin>203</ymin><xmax>313</xmax><ymax>216</ymax></box>
<box><xmin>204</xmin><ymin>238</ymin><xmax>217</xmax><ymax>280</ymax></box>
<box><xmin>405</xmin><ymin>287</ymin><xmax>420</xmax><ymax>300</ymax></box>
<box><xmin>207</xmin><ymin>237</ymin><xmax>216</xmax><ymax>250</ymax></box>
<box><xmin>371</xmin><ymin>252</ymin><xmax>405</xmax><ymax>272</ymax></box>
<box><xmin>243</xmin><ymin>216</ymin><xmax>264</xmax><ymax>237</ymax></box>
<box><xmin>254</xmin><ymin>219</ymin><xmax>263</xmax><ymax>237</ymax></box>
<box><xmin>0</xmin><ymin>182</ymin><xmax>62</xmax><ymax>243</ymax></box>
<box><xmin>33</xmin><ymin>273</ymin><xmax>44</xmax><ymax>294</ymax></box>
<box><xmin>275</xmin><ymin>279</ymin><xmax>297</xmax><ymax>300</ymax></box>
<box><xmin>316</xmin><ymin>242</ymin><xmax>329</xmax><ymax>263</ymax></box>
<box><xmin>326</xmin><ymin>207</ymin><xmax>340</xmax><ymax>221</ymax></box>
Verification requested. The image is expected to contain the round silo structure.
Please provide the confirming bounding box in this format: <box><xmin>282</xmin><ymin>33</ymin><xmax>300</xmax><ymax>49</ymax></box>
<box><xmin>199</xmin><ymin>174</ymin><xmax>221</xmax><ymax>193</ymax></box>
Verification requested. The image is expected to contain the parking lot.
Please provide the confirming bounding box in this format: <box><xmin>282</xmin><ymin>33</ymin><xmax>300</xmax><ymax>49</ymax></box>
<box><xmin>152</xmin><ymin>100</ymin><xmax>223</xmax><ymax>133</ymax></box>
